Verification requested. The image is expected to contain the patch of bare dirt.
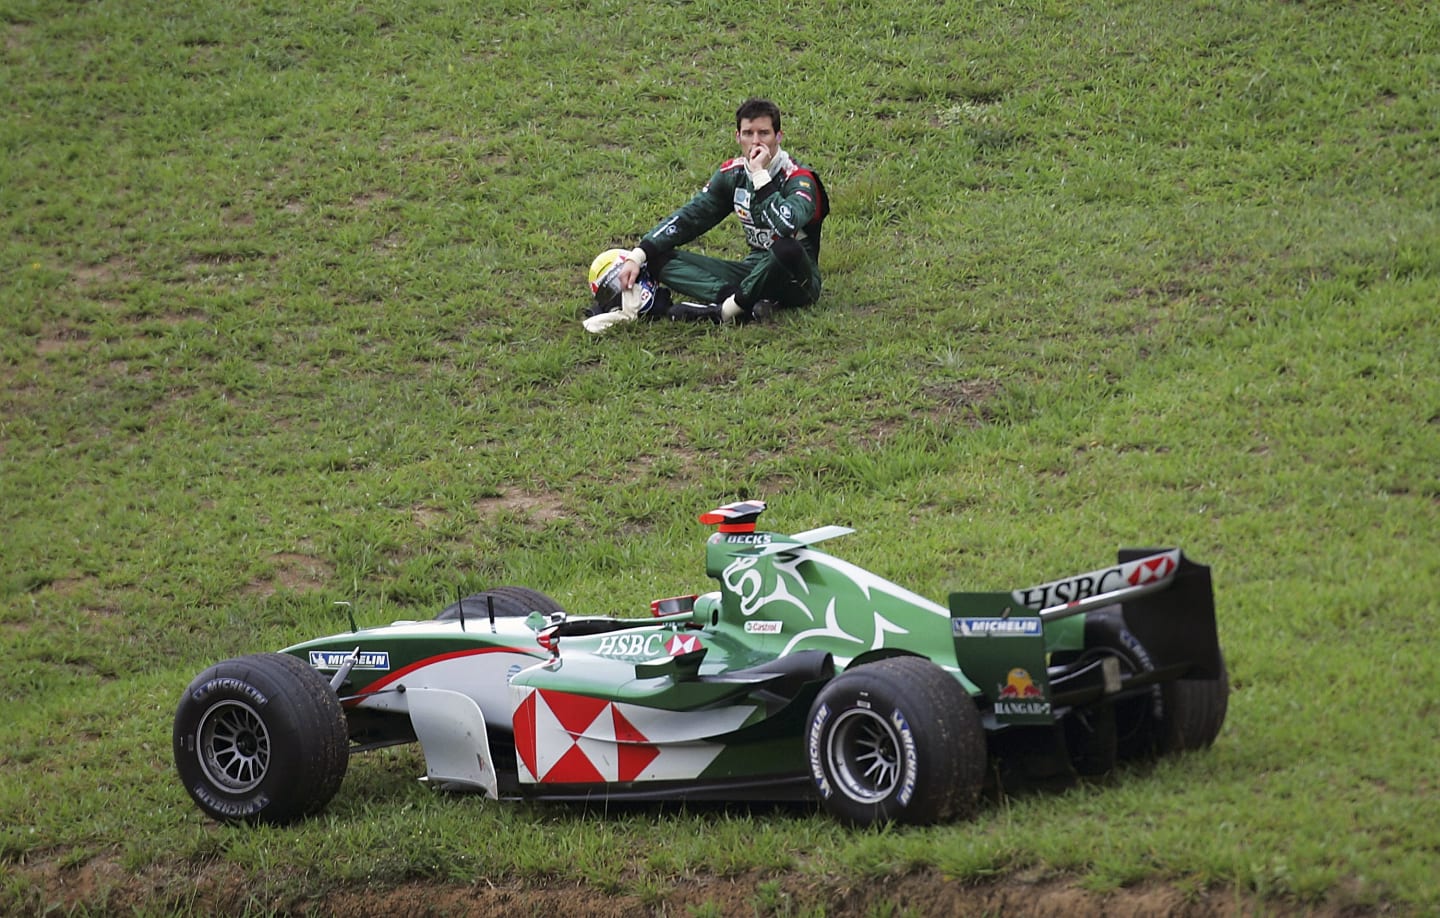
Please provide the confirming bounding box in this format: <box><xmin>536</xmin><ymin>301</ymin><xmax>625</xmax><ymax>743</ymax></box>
<box><xmin>244</xmin><ymin>552</ymin><xmax>335</xmax><ymax>597</ymax></box>
<box><xmin>474</xmin><ymin>490</ymin><xmax>569</xmax><ymax>525</ymax></box>
<box><xmin>13</xmin><ymin>859</ymin><xmax>1388</xmax><ymax>917</ymax></box>
<box><xmin>924</xmin><ymin>378</ymin><xmax>1001</xmax><ymax>427</ymax></box>
<box><xmin>34</xmin><ymin>323</ymin><xmax>91</xmax><ymax>356</ymax></box>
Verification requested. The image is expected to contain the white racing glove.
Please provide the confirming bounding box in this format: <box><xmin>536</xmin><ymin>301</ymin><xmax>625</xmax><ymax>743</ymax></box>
<box><xmin>748</xmin><ymin>149</ymin><xmax>791</xmax><ymax>192</ymax></box>
<box><xmin>582</xmin><ymin>280</ymin><xmax>650</xmax><ymax>334</ymax></box>
<box><xmin>582</xmin><ymin>311</ymin><xmax>630</xmax><ymax>333</ymax></box>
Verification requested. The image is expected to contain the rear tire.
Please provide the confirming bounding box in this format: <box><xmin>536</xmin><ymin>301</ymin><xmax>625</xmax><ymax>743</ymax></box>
<box><xmin>1155</xmin><ymin>658</ymin><xmax>1229</xmax><ymax>754</ymax></box>
<box><xmin>1073</xmin><ymin>608</ymin><xmax>1229</xmax><ymax>761</ymax></box>
<box><xmin>806</xmin><ymin>656</ymin><xmax>986</xmax><ymax>826</ymax></box>
<box><xmin>173</xmin><ymin>652</ymin><xmax>349</xmax><ymax>825</ymax></box>
<box><xmin>435</xmin><ymin>586</ymin><xmax>565</xmax><ymax>622</ymax></box>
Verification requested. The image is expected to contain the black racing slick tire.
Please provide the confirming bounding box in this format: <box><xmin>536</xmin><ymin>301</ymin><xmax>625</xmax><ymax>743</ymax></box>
<box><xmin>806</xmin><ymin>656</ymin><xmax>986</xmax><ymax>826</ymax></box>
<box><xmin>1071</xmin><ymin>607</ymin><xmax>1229</xmax><ymax>761</ymax></box>
<box><xmin>173</xmin><ymin>652</ymin><xmax>349</xmax><ymax>825</ymax></box>
<box><xmin>435</xmin><ymin>586</ymin><xmax>566</xmax><ymax>622</ymax></box>
<box><xmin>1155</xmin><ymin>657</ymin><xmax>1230</xmax><ymax>755</ymax></box>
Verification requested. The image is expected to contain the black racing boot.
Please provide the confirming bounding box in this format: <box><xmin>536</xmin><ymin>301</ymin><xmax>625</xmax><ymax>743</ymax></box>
<box><xmin>667</xmin><ymin>301</ymin><xmax>723</xmax><ymax>323</ymax></box>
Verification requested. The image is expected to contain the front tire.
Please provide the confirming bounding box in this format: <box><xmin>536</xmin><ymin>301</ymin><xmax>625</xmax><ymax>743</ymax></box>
<box><xmin>173</xmin><ymin>652</ymin><xmax>349</xmax><ymax>825</ymax></box>
<box><xmin>806</xmin><ymin>656</ymin><xmax>986</xmax><ymax>826</ymax></box>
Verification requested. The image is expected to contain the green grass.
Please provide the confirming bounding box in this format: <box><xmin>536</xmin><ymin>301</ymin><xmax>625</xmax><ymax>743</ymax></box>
<box><xmin>3</xmin><ymin>0</ymin><xmax>1438</xmax><ymax>913</ymax></box>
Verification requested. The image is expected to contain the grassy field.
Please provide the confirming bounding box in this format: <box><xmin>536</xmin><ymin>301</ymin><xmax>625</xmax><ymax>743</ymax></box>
<box><xmin>2</xmin><ymin>0</ymin><xmax>1438</xmax><ymax>914</ymax></box>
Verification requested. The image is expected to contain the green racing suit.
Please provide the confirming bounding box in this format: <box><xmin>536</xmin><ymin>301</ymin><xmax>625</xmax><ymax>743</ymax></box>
<box><xmin>636</xmin><ymin>154</ymin><xmax>829</xmax><ymax>310</ymax></box>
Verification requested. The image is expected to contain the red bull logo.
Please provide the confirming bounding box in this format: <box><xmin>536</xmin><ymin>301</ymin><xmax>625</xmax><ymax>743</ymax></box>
<box><xmin>994</xmin><ymin>667</ymin><xmax>1052</xmax><ymax>718</ymax></box>
<box><xmin>997</xmin><ymin>668</ymin><xmax>1044</xmax><ymax>700</ymax></box>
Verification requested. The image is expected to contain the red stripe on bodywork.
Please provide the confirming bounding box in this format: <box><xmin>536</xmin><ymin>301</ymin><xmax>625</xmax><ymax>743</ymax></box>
<box><xmin>514</xmin><ymin>689</ymin><xmax>538</xmax><ymax>778</ymax></box>
<box><xmin>342</xmin><ymin>646</ymin><xmax>543</xmax><ymax>706</ymax></box>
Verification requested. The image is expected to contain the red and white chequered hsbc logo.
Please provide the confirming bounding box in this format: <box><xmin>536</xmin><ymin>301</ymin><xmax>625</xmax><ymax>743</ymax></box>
<box><xmin>665</xmin><ymin>634</ymin><xmax>702</xmax><ymax>656</ymax></box>
<box><xmin>510</xmin><ymin>687</ymin><xmax>754</xmax><ymax>785</ymax></box>
<box><xmin>1127</xmin><ymin>554</ymin><xmax>1176</xmax><ymax>586</ymax></box>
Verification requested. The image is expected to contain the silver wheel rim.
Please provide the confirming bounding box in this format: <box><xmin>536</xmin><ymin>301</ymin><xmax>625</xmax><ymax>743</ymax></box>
<box><xmin>827</xmin><ymin>708</ymin><xmax>901</xmax><ymax>804</ymax></box>
<box><xmin>197</xmin><ymin>699</ymin><xmax>271</xmax><ymax>792</ymax></box>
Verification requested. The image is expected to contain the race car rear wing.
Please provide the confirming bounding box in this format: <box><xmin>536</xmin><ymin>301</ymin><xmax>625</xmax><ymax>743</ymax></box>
<box><xmin>1012</xmin><ymin>548</ymin><xmax>1222</xmax><ymax>681</ymax></box>
<box><xmin>950</xmin><ymin>549</ymin><xmax>1223</xmax><ymax>724</ymax></box>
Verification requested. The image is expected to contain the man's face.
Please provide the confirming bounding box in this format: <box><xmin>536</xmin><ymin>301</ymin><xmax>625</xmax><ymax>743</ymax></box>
<box><xmin>736</xmin><ymin>116</ymin><xmax>780</xmax><ymax>160</ymax></box>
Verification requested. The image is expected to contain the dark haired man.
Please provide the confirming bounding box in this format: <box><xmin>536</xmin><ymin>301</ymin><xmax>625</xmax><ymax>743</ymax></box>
<box><xmin>583</xmin><ymin>98</ymin><xmax>829</xmax><ymax>331</ymax></box>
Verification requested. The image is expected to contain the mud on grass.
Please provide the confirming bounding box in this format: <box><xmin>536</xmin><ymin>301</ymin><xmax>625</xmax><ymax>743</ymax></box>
<box><xmin>8</xmin><ymin>857</ymin><xmax>1377</xmax><ymax>917</ymax></box>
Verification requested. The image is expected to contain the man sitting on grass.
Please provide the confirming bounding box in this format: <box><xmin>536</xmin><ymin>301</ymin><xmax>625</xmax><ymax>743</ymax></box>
<box><xmin>583</xmin><ymin>97</ymin><xmax>829</xmax><ymax>332</ymax></box>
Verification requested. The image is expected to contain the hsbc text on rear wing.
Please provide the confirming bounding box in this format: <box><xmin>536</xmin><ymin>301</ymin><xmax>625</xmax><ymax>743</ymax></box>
<box><xmin>1015</xmin><ymin>548</ymin><xmax>1224</xmax><ymax>682</ymax></box>
<box><xmin>1019</xmin><ymin>550</ymin><xmax>1183</xmax><ymax>623</ymax></box>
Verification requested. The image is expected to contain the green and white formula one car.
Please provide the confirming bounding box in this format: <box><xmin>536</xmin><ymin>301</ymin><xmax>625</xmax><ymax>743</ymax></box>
<box><xmin>173</xmin><ymin>501</ymin><xmax>1227</xmax><ymax>827</ymax></box>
